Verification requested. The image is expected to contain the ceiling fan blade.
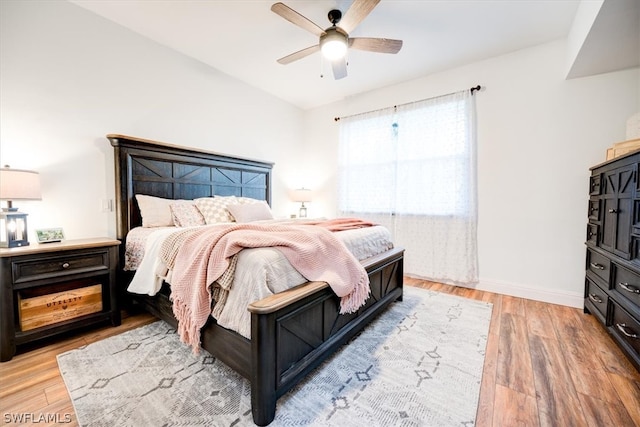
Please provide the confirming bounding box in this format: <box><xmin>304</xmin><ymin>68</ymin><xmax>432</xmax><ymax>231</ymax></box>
<box><xmin>349</xmin><ymin>37</ymin><xmax>403</xmax><ymax>54</ymax></box>
<box><xmin>271</xmin><ymin>2</ymin><xmax>325</xmax><ymax>37</ymax></box>
<box><xmin>277</xmin><ymin>44</ymin><xmax>320</xmax><ymax>64</ymax></box>
<box><xmin>332</xmin><ymin>58</ymin><xmax>348</xmax><ymax>80</ymax></box>
<box><xmin>339</xmin><ymin>0</ymin><xmax>381</xmax><ymax>34</ymax></box>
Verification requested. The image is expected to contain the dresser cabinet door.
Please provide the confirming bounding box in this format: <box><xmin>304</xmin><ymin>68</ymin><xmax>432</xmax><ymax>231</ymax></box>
<box><xmin>600</xmin><ymin>165</ymin><xmax>635</xmax><ymax>259</ymax></box>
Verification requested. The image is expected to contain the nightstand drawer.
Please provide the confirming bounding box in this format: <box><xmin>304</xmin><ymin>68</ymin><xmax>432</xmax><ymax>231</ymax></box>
<box><xmin>12</xmin><ymin>250</ymin><xmax>110</xmax><ymax>284</ymax></box>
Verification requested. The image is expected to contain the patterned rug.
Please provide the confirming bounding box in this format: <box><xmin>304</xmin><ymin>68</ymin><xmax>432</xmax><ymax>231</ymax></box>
<box><xmin>58</xmin><ymin>287</ymin><xmax>492</xmax><ymax>426</ymax></box>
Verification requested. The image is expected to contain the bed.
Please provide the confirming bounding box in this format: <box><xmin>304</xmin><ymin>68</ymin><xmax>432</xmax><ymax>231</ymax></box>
<box><xmin>108</xmin><ymin>134</ymin><xmax>404</xmax><ymax>426</ymax></box>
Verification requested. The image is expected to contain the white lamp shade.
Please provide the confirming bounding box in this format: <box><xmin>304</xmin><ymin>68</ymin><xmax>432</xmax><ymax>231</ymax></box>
<box><xmin>0</xmin><ymin>168</ymin><xmax>42</xmax><ymax>201</ymax></box>
<box><xmin>322</xmin><ymin>39</ymin><xmax>347</xmax><ymax>60</ymax></box>
<box><xmin>291</xmin><ymin>188</ymin><xmax>312</xmax><ymax>203</ymax></box>
<box><xmin>320</xmin><ymin>28</ymin><xmax>348</xmax><ymax>61</ymax></box>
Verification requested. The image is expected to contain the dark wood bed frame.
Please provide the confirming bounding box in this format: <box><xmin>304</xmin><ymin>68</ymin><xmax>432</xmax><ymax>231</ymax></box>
<box><xmin>108</xmin><ymin>134</ymin><xmax>404</xmax><ymax>425</ymax></box>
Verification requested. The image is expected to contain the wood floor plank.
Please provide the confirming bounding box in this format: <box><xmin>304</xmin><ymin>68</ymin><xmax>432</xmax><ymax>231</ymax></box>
<box><xmin>529</xmin><ymin>334</ymin><xmax>588</xmax><ymax>426</ymax></box>
<box><xmin>492</xmin><ymin>383</ymin><xmax>539</xmax><ymax>427</ymax></box>
<box><xmin>0</xmin><ymin>388</ymin><xmax>49</xmax><ymax>415</ymax></box>
<box><xmin>524</xmin><ymin>299</ymin><xmax>558</xmax><ymax>340</ymax></box>
<box><xmin>484</xmin><ymin>293</ymin><xmax>502</xmax><ymax>335</ymax></box>
<box><xmin>578</xmin><ymin>392</ymin><xmax>637</xmax><ymax>427</ymax></box>
<box><xmin>475</xmin><ymin>328</ymin><xmax>499</xmax><ymax>427</ymax></box>
<box><xmin>547</xmin><ymin>304</ymin><xmax>624</xmax><ymax>406</ymax></box>
<box><xmin>607</xmin><ymin>372</ymin><xmax>640</xmax><ymax>425</ymax></box>
<box><xmin>497</xmin><ymin>312</ymin><xmax>536</xmax><ymax>396</ymax></box>
<box><xmin>44</xmin><ymin>380</ymin><xmax>71</xmax><ymax>405</ymax></box>
<box><xmin>500</xmin><ymin>295</ymin><xmax>526</xmax><ymax>317</ymax></box>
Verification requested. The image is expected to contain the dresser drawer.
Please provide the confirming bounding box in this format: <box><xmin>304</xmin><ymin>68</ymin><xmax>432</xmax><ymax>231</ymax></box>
<box><xmin>586</xmin><ymin>249</ymin><xmax>611</xmax><ymax>284</ymax></box>
<box><xmin>12</xmin><ymin>250</ymin><xmax>110</xmax><ymax>284</ymax></box>
<box><xmin>612</xmin><ymin>264</ymin><xmax>640</xmax><ymax>308</ymax></box>
<box><xmin>589</xmin><ymin>174</ymin><xmax>602</xmax><ymax>196</ymax></box>
<box><xmin>610</xmin><ymin>301</ymin><xmax>640</xmax><ymax>358</ymax></box>
<box><xmin>585</xmin><ymin>277</ymin><xmax>608</xmax><ymax>321</ymax></box>
<box><xmin>588</xmin><ymin>199</ymin><xmax>600</xmax><ymax>221</ymax></box>
<box><xmin>586</xmin><ymin>223</ymin><xmax>599</xmax><ymax>246</ymax></box>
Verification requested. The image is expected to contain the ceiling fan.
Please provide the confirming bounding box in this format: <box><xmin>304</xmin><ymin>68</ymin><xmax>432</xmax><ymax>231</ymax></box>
<box><xmin>271</xmin><ymin>0</ymin><xmax>403</xmax><ymax>80</ymax></box>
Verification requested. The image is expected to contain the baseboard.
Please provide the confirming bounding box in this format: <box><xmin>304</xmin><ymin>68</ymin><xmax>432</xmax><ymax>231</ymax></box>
<box><xmin>476</xmin><ymin>279</ymin><xmax>584</xmax><ymax>308</ymax></box>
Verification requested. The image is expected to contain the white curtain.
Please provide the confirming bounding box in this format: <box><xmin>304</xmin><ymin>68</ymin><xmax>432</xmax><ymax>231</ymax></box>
<box><xmin>338</xmin><ymin>90</ymin><xmax>478</xmax><ymax>285</ymax></box>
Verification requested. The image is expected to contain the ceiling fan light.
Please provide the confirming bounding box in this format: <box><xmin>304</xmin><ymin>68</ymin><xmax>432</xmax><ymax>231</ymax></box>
<box><xmin>320</xmin><ymin>28</ymin><xmax>348</xmax><ymax>61</ymax></box>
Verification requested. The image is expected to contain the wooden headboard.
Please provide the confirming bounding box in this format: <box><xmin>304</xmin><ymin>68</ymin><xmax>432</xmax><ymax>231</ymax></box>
<box><xmin>108</xmin><ymin>134</ymin><xmax>273</xmax><ymax>242</ymax></box>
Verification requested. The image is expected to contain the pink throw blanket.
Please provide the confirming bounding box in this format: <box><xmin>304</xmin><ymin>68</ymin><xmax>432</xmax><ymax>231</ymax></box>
<box><xmin>299</xmin><ymin>217</ymin><xmax>377</xmax><ymax>232</ymax></box>
<box><xmin>170</xmin><ymin>222</ymin><xmax>371</xmax><ymax>352</ymax></box>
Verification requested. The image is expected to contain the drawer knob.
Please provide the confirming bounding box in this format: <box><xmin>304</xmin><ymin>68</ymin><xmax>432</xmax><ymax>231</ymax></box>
<box><xmin>62</xmin><ymin>262</ymin><xmax>70</xmax><ymax>269</ymax></box>
<box><xmin>616</xmin><ymin>323</ymin><xmax>639</xmax><ymax>340</ymax></box>
<box><xmin>588</xmin><ymin>293</ymin><xmax>603</xmax><ymax>304</ymax></box>
<box><xmin>590</xmin><ymin>262</ymin><xmax>605</xmax><ymax>270</ymax></box>
<box><xmin>618</xmin><ymin>282</ymin><xmax>640</xmax><ymax>294</ymax></box>
<box><xmin>608</xmin><ymin>208</ymin><xmax>618</xmax><ymax>213</ymax></box>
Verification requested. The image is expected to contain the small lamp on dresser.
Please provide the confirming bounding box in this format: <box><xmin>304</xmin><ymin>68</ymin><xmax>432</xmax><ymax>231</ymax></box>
<box><xmin>291</xmin><ymin>188</ymin><xmax>312</xmax><ymax>218</ymax></box>
<box><xmin>0</xmin><ymin>166</ymin><xmax>42</xmax><ymax>247</ymax></box>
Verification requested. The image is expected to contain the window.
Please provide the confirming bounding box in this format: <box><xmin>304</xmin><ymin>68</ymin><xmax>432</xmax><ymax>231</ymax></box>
<box><xmin>337</xmin><ymin>89</ymin><xmax>478</xmax><ymax>285</ymax></box>
<box><xmin>339</xmin><ymin>94</ymin><xmax>474</xmax><ymax>217</ymax></box>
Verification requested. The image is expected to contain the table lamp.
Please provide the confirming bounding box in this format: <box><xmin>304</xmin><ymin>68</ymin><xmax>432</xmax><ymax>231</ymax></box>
<box><xmin>292</xmin><ymin>188</ymin><xmax>312</xmax><ymax>218</ymax></box>
<box><xmin>0</xmin><ymin>166</ymin><xmax>42</xmax><ymax>247</ymax></box>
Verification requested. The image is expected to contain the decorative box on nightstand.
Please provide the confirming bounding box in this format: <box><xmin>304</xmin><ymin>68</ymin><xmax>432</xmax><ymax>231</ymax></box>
<box><xmin>0</xmin><ymin>238</ymin><xmax>121</xmax><ymax>361</ymax></box>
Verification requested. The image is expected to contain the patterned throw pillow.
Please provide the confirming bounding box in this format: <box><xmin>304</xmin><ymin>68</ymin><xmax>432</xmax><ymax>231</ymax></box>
<box><xmin>170</xmin><ymin>200</ymin><xmax>206</xmax><ymax>227</ymax></box>
<box><xmin>194</xmin><ymin>196</ymin><xmax>237</xmax><ymax>224</ymax></box>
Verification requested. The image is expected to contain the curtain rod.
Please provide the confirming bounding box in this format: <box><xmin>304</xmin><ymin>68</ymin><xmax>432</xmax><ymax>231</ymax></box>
<box><xmin>333</xmin><ymin>85</ymin><xmax>482</xmax><ymax>122</ymax></box>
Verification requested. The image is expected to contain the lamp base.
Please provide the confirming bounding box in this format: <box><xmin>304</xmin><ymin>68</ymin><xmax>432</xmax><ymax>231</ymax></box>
<box><xmin>0</xmin><ymin>240</ymin><xmax>30</xmax><ymax>248</ymax></box>
<box><xmin>1</xmin><ymin>207</ymin><xmax>18</xmax><ymax>212</ymax></box>
<box><xmin>0</xmin><ymin>210</ymin><xmax>30</xmax><ymax>247</ymax></box>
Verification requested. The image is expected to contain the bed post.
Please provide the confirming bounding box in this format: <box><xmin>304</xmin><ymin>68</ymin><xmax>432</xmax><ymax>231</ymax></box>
<box><xmin>251</xmin><ymin>312</ymin><xmax>278</xmax><ymax>426</ymax></box>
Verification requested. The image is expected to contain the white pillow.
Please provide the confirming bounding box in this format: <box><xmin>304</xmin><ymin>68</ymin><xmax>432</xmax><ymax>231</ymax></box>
<box><xmin>135</xmin><ymin>194</ymin><xmax>174</xmax><ymax>227</ymax></box>
<box><xmin>194</xmin><ymin>196</ymin><xmax>237</xmax><ymax>224</ymax></box>
<box><xmin>236</xmin><ymin>196</ymin><xmax>263</xmax><ymax>204</ymax></box>
<box><xmin>227</xmin><ymin>201</ymin><xmax>273</xmax><ymax>223</ymax></box>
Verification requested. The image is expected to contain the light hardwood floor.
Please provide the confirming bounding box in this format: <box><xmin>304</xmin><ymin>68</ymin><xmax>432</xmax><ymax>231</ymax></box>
<box><xmin>1</xmin><ymin>279</ymin><xmax>639</xmax><ymax>426</ymax></box>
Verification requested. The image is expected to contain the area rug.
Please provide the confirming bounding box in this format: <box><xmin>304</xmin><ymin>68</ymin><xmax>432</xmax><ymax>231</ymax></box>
<box><xmin>58</xmin><ymin>286</ymin><xmax>492</xmax><ymax>426</ymax></box>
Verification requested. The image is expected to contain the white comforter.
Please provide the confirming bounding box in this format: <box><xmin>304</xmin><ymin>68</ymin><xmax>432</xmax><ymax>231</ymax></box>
<box><xmin>127</xmin><ymin>221</ymin><xmax>393</xmax><ymax>338</ymax></box>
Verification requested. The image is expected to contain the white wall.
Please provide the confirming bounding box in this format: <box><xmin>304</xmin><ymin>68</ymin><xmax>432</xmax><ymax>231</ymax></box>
<box><xmin>0</xmin><ymin>0</ymin><xmax>305</xmax><ymax>240</ymax></box>
<box><xmin>303</xmin><ymin>40</ymin><xmax>639</xmax><ymax>307</ymax></box>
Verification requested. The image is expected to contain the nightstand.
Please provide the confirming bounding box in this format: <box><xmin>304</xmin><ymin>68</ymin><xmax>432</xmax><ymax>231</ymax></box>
<box><xmin>0</xmin><ymin>238</ymin><xmax>121</xmax><ymax>361</ymax></box>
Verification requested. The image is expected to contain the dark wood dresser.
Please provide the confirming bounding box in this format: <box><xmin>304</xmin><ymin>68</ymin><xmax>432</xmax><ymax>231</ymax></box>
<box><xmin>585</xmin><ymin>150</ymin><xmax>640</xmax><ymax>370</ymax></box>
<box><xmin>0</xmin><ymin>238</ymin><xmax>121</xmax><ymax>361</ymax></box>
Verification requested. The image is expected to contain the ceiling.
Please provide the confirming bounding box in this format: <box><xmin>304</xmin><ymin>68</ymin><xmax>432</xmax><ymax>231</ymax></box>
<box><xmin>69</xmin><ymin>0</ymin><xmax>638</xmax><ymax>110</ymax></box>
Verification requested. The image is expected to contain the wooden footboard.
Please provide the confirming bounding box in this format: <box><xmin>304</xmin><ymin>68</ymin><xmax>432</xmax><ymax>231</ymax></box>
<box><xmin>248</xmin><ymin>247</ymin><xmax>404</xmax><ymax>426</ymax></box>
<box><xmin>129</xmin><ymin>248</ymin><xmax>404</xmax><ymax>426</ymax></box>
